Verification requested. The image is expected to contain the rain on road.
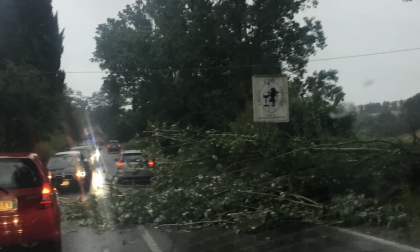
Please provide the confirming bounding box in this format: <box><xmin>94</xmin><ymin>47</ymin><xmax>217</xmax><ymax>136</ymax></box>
<box><xmin>60</xmin><ymin>149</ymin><xmax>176</xmax><ymax>252</ymax></box>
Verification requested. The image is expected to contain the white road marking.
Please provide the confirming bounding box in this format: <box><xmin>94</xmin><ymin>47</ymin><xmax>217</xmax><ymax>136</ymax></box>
<box><xmin>138</xmin><ymin>225</ymin><xmax>163</xmax><ymax>252</ymax></box>
<box><xmin>334</xmin><ymin>227</ymin><xmax>420</xmax><ymax>252</ymax></box>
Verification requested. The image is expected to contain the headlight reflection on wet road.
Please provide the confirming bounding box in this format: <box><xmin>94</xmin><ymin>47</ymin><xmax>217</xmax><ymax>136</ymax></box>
<box><xmin>95</xmin><ymin>148</ymin><xmax>101</xmax><ymax>161</ymax></box>
<box><xmin>91</xmin><ymin>170</ymin><xmax>104</xmax><ymax>192</ymax></box>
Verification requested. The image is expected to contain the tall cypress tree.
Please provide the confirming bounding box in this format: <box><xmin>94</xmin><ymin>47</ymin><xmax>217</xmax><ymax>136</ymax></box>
<box><xmin>0</xmin><ymin>0</ymin><xmax>65</xmax><ymax>151</ymax></box>
<box><xmin>0</xmin><ymin>0</ymin><xmax>65</xmax><ymax>96</ymax></box>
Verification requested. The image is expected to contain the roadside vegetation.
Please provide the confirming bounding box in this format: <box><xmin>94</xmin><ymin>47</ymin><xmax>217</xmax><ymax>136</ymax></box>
<box><xmin>90</xmin><ymin>0</ymin><xmax>420</xmax><ymax>235</ymax></box>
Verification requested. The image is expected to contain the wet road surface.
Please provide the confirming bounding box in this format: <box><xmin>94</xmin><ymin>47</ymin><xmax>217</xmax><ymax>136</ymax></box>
<box><xmin>60</xmin><ymin>148</ymin><xmax>177</xmax><ymax>252</ymax></box>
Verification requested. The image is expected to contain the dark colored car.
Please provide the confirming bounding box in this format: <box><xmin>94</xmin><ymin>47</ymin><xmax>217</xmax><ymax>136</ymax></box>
<box><xmin>107</xmin><ymin>140</ymin><xmax>121</xmax><ymax>153</ymax></box>
<box><xmin>70</xmin><ymin>145</ymin><xmax>97</xmax><ymax>165</ymax></box>
<box><xmin>96</xmin><ymin>139</ymin><xmax>105</xmax><ymax>146</ymax></box>
<box><xmin>0</xmin><ymin>153</ymin><xmax>61</xmax><ymax>251</ymax></box>
<box><xmin>47</xmin><ymin>151</ymin><xmax>91</xmax><ymax>192</ymax></box>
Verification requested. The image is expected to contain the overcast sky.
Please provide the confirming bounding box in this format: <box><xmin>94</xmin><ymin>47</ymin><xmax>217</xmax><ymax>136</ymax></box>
<box><xmin>52</xmin><ymin>0</ymin><xmax>420</xmax><ymax>105</ymax></box>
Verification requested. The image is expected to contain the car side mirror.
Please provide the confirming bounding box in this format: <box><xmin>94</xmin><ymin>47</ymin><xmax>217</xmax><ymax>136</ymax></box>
<box><xmin>114</xmin><ymin>158</ymin><xmax>118</xmax><ymax>162</ymax></box>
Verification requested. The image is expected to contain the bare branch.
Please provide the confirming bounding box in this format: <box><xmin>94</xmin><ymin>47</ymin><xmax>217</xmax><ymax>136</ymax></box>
<box><xmin>311</xmin><ymin>147</ymin><xmax>383</xmax><ymax>153</ymax></box>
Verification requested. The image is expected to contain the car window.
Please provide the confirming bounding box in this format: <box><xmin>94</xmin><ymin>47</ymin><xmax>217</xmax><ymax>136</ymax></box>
<box><xmin>122</xmin><ymin>153</ymin><xmax>141</xmax><ymax>162</ymax></box>
<box><xmin>47</xmin><ymin>155</ymin><xmax>80</xmax><ymax>168</ymax></box>
<box><xmin>0</xmin><ymin>158</ymin><xmax>42</xmax><ymax>189</ymax></box>
<box><xmin>70</xmin><ymin>148</ymin><xmax>90</xmax><ymax>158</ymax></box>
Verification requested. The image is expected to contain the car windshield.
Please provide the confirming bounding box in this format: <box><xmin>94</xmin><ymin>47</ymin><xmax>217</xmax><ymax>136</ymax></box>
<box><xmin>47</xmin><ymin>155</ymin><xmax>80</xmax><ymax>168</ymax></box>
<box><xmin>0</xmin><ymin>158</ymin><xmax>42</xmax><ymax>189</ymax></box>
<box><xmin>122</xmin><ymin>153</ymin><xmax>141</xmax><ymax>162</ymax></box>
<box><xmin>71</xmin><ymin>148</ymin><xmax>90</xmax><ymax>158</ymax></box>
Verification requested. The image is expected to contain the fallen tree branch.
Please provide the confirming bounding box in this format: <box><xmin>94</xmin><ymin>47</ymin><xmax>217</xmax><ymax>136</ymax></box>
<box><xmin>159</xmin><ymin>220</ymin><xmax>234</xmax><ymax>227</ymax></box>
<box><xmin>310</xmin><ymin>147</ymin><xmax>383</xmax><ymax>153</ymax></box>
<box><xmin>237</xmin><ymin>190</ymin><xmax>322</xmax><ymax>208</ymax></box>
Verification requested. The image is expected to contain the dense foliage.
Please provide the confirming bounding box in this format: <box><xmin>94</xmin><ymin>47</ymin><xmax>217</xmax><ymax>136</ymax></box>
<box><xmin>110</xmin><ymin>119</ymin><xmax>420</xmax><ymax>231</ymax></box>
<box><xmin>93</xmin><ymin>0</ymin><xmax>326</xmax><ymax>130</ymax></box>
<box><xmin>0</xmin><ymin>0</ymin><xmax>71</xmax><ymax>151</ymax></box>
<box><xmin>402</xmin><ymin>93</ymin><xmax>420</xmax><ymax>140</ymax></box>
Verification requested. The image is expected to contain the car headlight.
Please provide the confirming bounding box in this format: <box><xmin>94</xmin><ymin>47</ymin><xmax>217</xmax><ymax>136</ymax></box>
<box><xmin>76</xmin><ymin>171</ymin><xmax>86</xmax><ymax>177</ymax></box>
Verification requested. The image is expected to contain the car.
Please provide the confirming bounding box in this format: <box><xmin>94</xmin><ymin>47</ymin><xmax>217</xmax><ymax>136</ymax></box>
<box><xmin>96</xmin><ymin>139</ymin><xmax>105</xmax><ymax>146</ymax></box>
<box><xmin>0</xmin><ymin>153</ymin><xmax>61</xmax><ymax>251</ymax></box>
<box><xmin>69</xmin><ymin>145</ymin><xmax>98</xmax><ymax>165</ymax></box>
<box><xmin>107</xmin><ymin>140</ymin><xmax>121</xmax><ymax>153</ymax></box>
<box><xmin>47</xmin><ymin>151</ymin><xmax>91</xmax><ymax>192</ymax></box>
<box><xmin>115</xmin><ymin>150</ymin><xmax>155</xmax><ymax>183</ymax></box>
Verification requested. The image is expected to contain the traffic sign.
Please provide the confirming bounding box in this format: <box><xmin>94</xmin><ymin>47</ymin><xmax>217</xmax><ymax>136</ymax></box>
<box><xmin>252</xmin><ymin>75</ymin><xmax>289</xmax><ymax>122</ymax></box>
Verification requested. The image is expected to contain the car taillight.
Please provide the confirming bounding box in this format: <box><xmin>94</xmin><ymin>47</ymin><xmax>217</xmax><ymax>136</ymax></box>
<box><xmin>118</xmin><ymin>144</ymin><xmax>121</xmax><ymax>147</ymax></box>
<box><xmin>148</xmin><ymin>160</ymin><xmax>154</xmax><ymax>168</ymax></box>
<box><xmin>117</xmin><ymin>161</ymin><xmax>123</xmax><ymax>169</ymax></box>
<box><xmin>107</xmin><ymin>145</ymin><xmax>110</xmax><ymax>147</ymax></box>
<box><xmin>39</xmin><ymin>184</ymin><xmax>53</xmax><ymax>209</ymax></box>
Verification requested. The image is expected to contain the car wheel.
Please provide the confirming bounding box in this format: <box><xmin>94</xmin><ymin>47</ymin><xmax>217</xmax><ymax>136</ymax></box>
<box><xmin>31</xmin><ymin>240</ymin><xmax>61</xmax><ymax>252</ymax></box>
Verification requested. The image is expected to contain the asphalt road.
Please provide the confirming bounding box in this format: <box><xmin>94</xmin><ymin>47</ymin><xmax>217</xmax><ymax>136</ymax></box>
<box><xmin>60</xmin><ymin>148</ymin><xmax>177</xmax><ymax>252</ymax></box>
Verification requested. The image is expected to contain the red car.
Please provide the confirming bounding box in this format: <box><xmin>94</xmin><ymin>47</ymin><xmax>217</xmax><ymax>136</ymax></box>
<box><xmin>0</xmin><ymin>153</ymin><xmax>61</xmax><ymax>252</ymax></box>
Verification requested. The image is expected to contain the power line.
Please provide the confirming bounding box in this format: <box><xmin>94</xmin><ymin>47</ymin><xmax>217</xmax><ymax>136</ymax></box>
<box><xmin>35</xmin><ymin>47</ymin><xmax>420</xmax><ymax>74</ymax></box>
<box><xmin>309</xmin><ymin>47</ymin><xmax>420</xmax><ymax>62</ymax></box>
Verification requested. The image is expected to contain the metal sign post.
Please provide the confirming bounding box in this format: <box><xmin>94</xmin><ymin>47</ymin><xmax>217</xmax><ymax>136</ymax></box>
<box><xmin>252</xmin><ymin>75</ymin><xmax>289</xmax><ymax>123</ymax></box>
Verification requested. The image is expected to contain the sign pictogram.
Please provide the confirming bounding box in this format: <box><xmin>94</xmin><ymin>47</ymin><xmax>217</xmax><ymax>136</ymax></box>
<box><xmin>252</xmin><ymin>75</ymin><xmax>289</xmax><ymax>122</ymax></box>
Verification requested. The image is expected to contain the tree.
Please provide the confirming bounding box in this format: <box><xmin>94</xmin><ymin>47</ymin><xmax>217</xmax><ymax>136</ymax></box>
<box><xmin>375</xmin><ymin>111</ymin><xmax>397</xmax><ymax>136</ymax></box>
<box><xmin>402</xmin><ymin>93</ymin><xmax>420</xmax><ymax>142</ymax></box>
<box><xmin>0</xmin><ymin>0</ymin><xmax>65</xmax><ymax>150</ymax></box>
<box><xmin>284</xmin><ymin>70</ymin><xmax>355</xmax><ymax>139</ymax></box>
<box><xmin>93</xmin><ymin>0</ymin><xmax>326</xmax><ymax>130</ymax></box>
<box><xmin>0</xmin><ymin>63</ymin><xmax>55</xmax><ymax>150</ymax></box>
<box><xmin>61</xmin><ymin>88</ymin><xmax>88</xmax><ymax>142</ymax></box>
<box><xmin>0</xmin><ymin>0</ymin><xmax>65</xmax><ymax>95</ymax></box>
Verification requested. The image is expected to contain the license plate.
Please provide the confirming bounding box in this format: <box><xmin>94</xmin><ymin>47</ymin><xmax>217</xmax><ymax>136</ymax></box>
<box><xmin>61</xmin><ymin>181</ymin><xmax>70</xmax><ymax>186</ymax></box>
<box><xmin>0</xmin><ymin>200</ymin><xmax>17</xmax><ymax>211</ymax></box>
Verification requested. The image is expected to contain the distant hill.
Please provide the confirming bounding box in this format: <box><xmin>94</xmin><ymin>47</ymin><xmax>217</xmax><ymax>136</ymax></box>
<box><xmin>354</xmin><ymin>99</ymin><xmax>409</xmax><ymax>137</ymax></box>
<box><xmin>355</xmin><ymin>100</ymin><xmax>404</xmax><ymax>116</ymax></box>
